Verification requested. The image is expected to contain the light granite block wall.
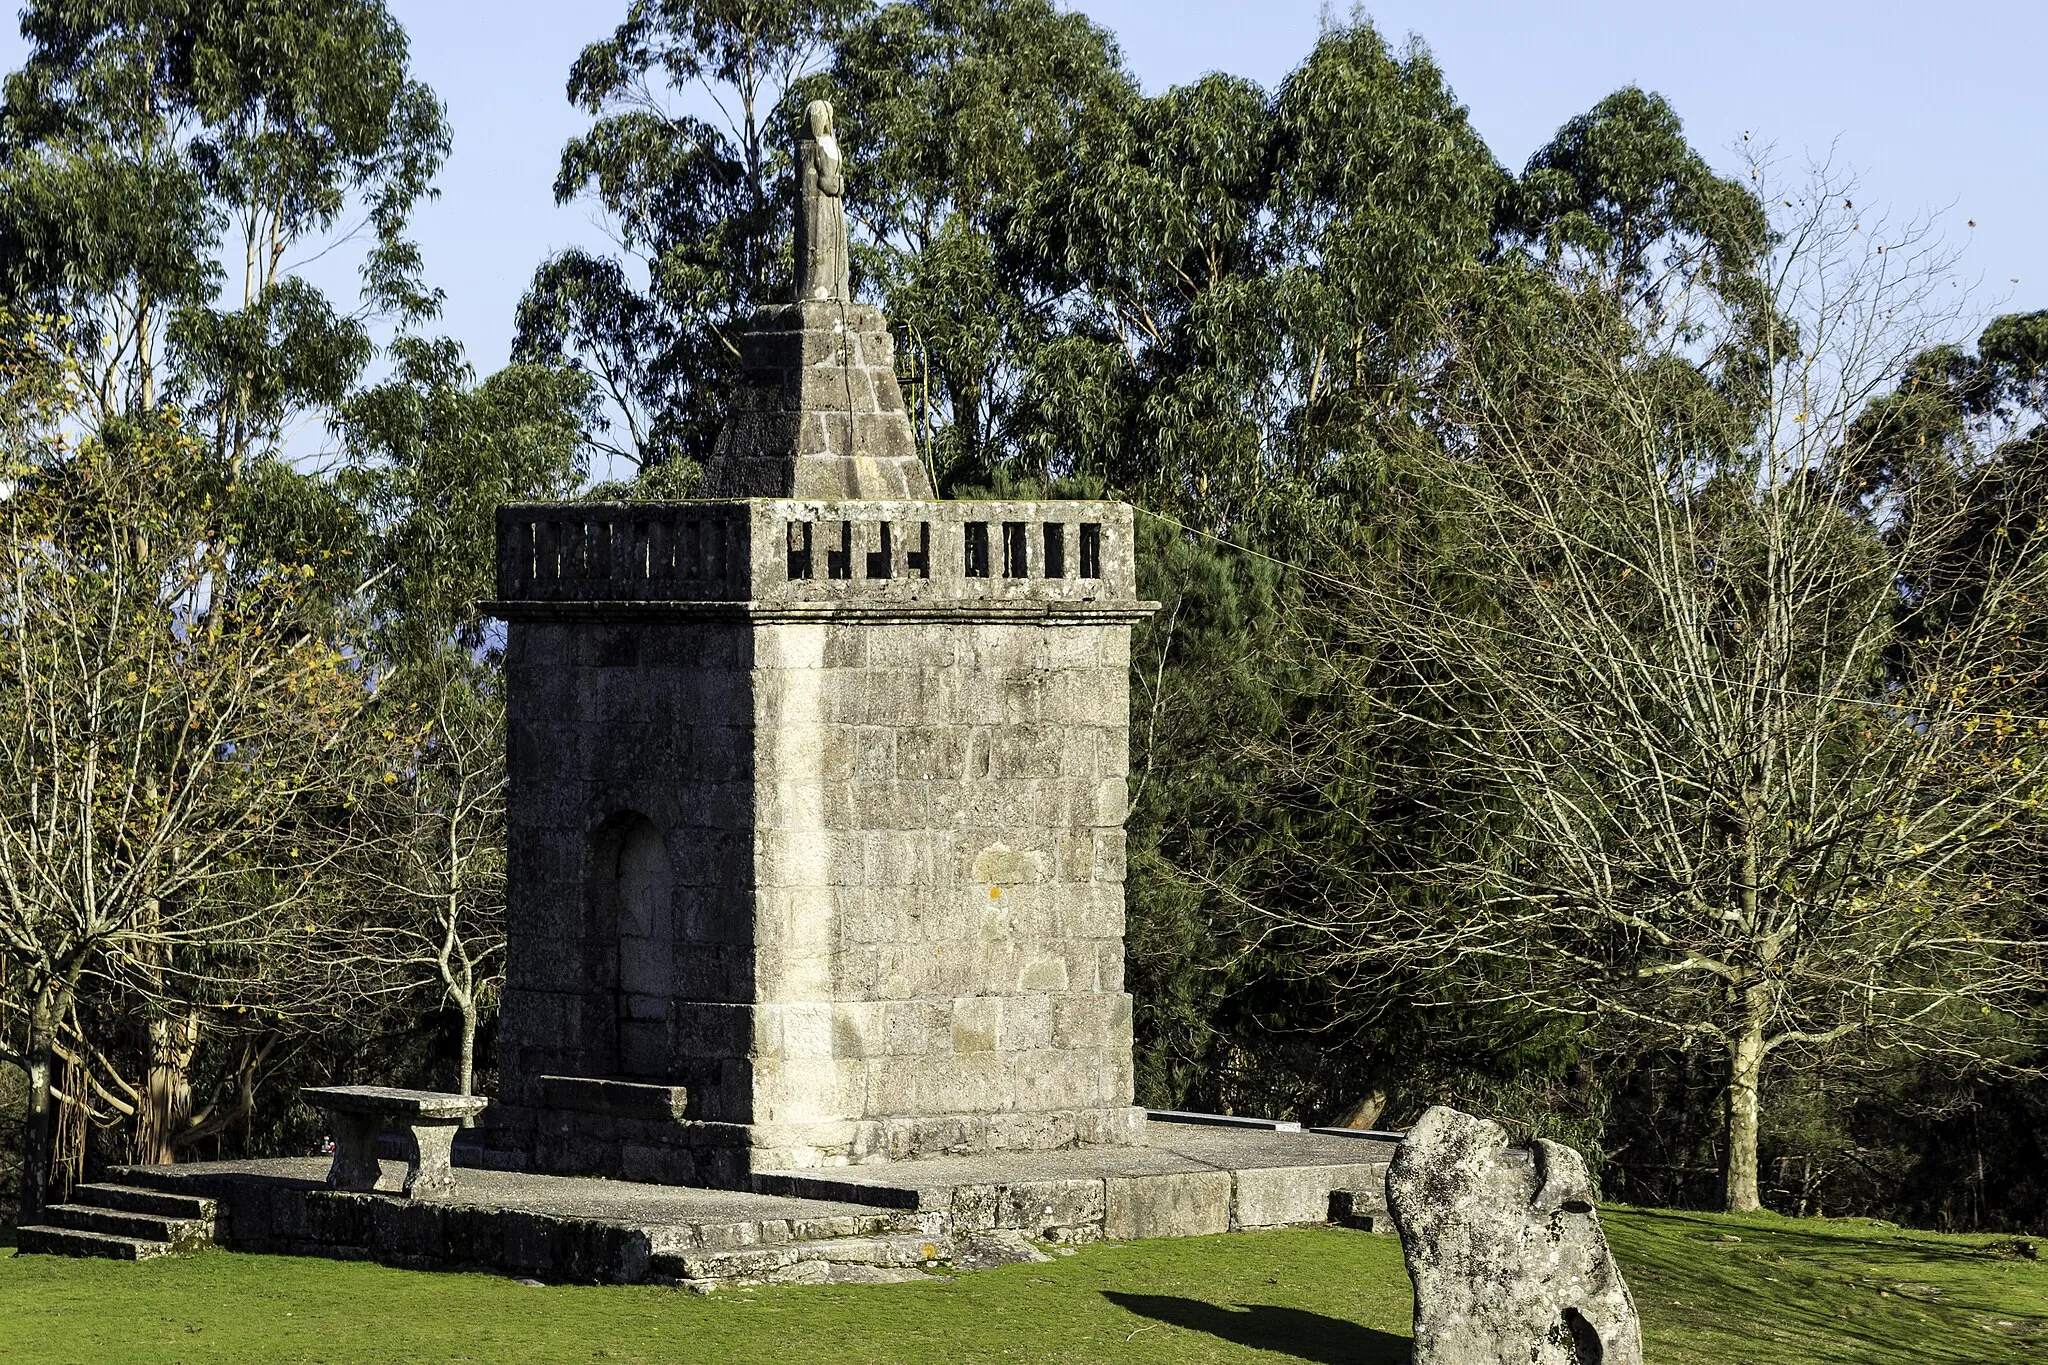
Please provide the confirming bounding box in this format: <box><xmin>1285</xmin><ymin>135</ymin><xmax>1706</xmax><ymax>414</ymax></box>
<box><xmin>486</xmin><ymin>500</ymin><xmax>1154</xmax><ymax>1184</ymax></box>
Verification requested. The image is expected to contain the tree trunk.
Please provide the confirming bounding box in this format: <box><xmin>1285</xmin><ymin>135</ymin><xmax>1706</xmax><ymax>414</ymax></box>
<box><xmin>133</xmin><ymin>1008</ymin><xmax>200</xmax><ymax>1166</ymax></box>
<box><xmin>1334</xmin><ymin>1089</ymin><xmax>1388</xmax><ymax>1130</ymax></box>
<box><xmin>19</xmin><ymin>984</ymin><xmax>68</xmax><ymax>1223</ymax></box>
<box><xmin>458</xmin><ymin>994</ymin><xmax>477</xmax><ymax>1100</ymax></box>
<box><xmin>1721</xmin><ymin>988</ymin><xmax>1768</xmax><ymax>1212</ymax></box>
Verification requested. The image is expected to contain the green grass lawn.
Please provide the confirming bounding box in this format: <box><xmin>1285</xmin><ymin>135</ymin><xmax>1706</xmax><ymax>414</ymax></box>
<box><xmin>0</xmin><ymin>1210</ymin><xmax>2041</xmax><ymax>1364</ymax></box>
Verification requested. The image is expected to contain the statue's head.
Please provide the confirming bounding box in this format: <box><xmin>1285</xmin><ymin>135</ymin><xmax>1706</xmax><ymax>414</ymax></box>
<box><xmin>806</xmin><ymin>99</ymin><xmax>834</xmax><ymax>140</ymax></box>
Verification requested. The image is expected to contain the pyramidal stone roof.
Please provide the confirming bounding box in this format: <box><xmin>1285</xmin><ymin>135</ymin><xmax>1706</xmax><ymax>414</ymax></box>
<box><xmin>700</xmin><ymin>101</ymin><xmax>936</xmax><ymax>501</ymax></box>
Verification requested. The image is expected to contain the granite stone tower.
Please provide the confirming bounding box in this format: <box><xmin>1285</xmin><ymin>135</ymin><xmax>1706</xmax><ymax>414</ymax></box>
<box><xmin>485</xmin><ymin>103</ymin><xmax>1156</xmax><ymax>1186</ymax></box>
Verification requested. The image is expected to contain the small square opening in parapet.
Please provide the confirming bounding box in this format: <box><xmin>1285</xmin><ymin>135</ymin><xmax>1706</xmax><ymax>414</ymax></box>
<box><xmin>786</xmin><ymin>521</ymin><xmax>813</xmax><ymax>580</ymax></box>
<box><xmin>866</xmin><ymin>522</ymin><xmax>894</xmax><ymax>579</ymax></box>
<box><xmin>906</xmin><ymin>522</ymin><xmax>931</xmax><ymax>579</ymax></box>
<box><xmin>1043</xmin><ymin>523</ymin><xmax>1066</xmax><ymax>578</ymax></box>
<box><xmin>1080</xmin><ymin>522</ymin><xmax>1102</xmax><ymax>579</ymax></box>
<box><xmin>1002</xmin><ymin>522</ymin><xmax>1029</xmax><ymax>578</ymax></box>
<box><xmin>965</xmin><ymin>521</ymin><xmax>991</xmax><ymax>578</ymax></box>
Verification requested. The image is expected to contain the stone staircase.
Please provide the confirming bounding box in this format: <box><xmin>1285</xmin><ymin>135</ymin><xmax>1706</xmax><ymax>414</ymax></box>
<box><xmin>15</xmin><ymin>1182</ymin><xmax>218</xmax><ymax>1260</ymax></box>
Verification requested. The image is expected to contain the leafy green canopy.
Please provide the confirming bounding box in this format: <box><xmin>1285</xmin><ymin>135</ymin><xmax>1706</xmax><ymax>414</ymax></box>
<box><xmin>518</xmin><ymin>0</ymin><xmax>865</xmax><ymax>475</ymax></box>
<box><xmin>0</xmin><ymin>0</ymin><xmax>448</xmax><ymax>455</ymax></box>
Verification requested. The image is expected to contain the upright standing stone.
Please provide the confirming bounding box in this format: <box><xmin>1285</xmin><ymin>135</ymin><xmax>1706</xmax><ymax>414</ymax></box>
<box><xmin>484</xmin><ymin>104</ymin><xmax>1155</xmax><ymax>1188</ymax></box>
<box><xmin>1386</xmin><ymin>1106</ymin><xmax>1642</xmax><ymax>1365</ymax></box>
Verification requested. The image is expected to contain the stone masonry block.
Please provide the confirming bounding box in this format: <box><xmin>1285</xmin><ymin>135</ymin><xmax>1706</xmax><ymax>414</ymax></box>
<box><xmin>753</xmin><ymin>1057</ymin><xmax>862</xmax><ymax>1123</ymax></box>
<box><xmin>1105</xmin><ymin>1171</ymin><xmax>1234</xmax><ymax>1241</ymax></box>
<box><xmin>821</xmin><ymin>629</ymin><xmax>866</xmax><ymax>669</ymax></box>
<box><xmin>1060</xmin><ymin>882</ymin><xmax>1127</xmax><ymax>938</ymax></box>
<box><xmin>1094</xmin><ymin>776</ymin><xmax>1130</xmax><ymax>826</ymax></box>
<box><xmin>753</xmin><ymin>828</ymin><xmax>843</xmax><ymax>890</ymax></box>
<box><xmin>669</xmin><ymin>1001</ymin><xmax>754</xmax><ymax>1056</ymax></box>
<box><xmin>1051</xmin><ymin>993</ymin><xmax>1129</xmax><ymax>1050</ymax></box>
<box><xmin>1017</xmin><ymin>953</ymin><xmax>1071</xmax><ymax>993</ymax></box>
<box><xmin>864</xmin><ymin>1057</ymin><xmax>919</xmax><ymax>1115</ymax></box>
<box><xmin>884</xmin><ymin>1001</ymin><xmax>949</xmax><ymax>1055</ymax></box>
<box><xmin>1233</xmin><ymin>1162</ymin><xmax>1390</xmax><ymax>1229</ymax></box>
<box><xmin>915</xmin><ymin>1053</ymin><xmax>1008</xmax><ymax>1114</ymax></box>
<box><xmin>994</xmin><ymin>726</ymin><xmax>1064</xmax><ymax>778</ymax></box>
<box><xmin>864</xmin><ymin>831</ymin><xmax>935</xmax><ymax>889</ymax></box>
<box><xmin>1092</xmin><ymin>830</ymin><xmax>1128</xmax><ymax>882</ymax></box>
<box><xmin>1011</xmin><ymin>1050</ymin><xmax>1101</xmax><ymax>1111</ymax></box>
<box><xmin>999</xmin><ymin>994</ymin><xmax>1055</xmax><ymax>1051</ymax></box>
<box><xmin>831</xmin><ymin>1002</ymin><xmax>887</xmax><ymax>1059</ymax></box>
<box><xmin>951</xmin><ymin>997</ymin><xmax>1000</xmax><ymax>1054</ymax></box>
<box><xmin>896</xmin><ymin>727</ymin><xmax>969</xmax><ymax>781</ymax></box>
<box><xmin>751</xmin><ymin>624</ymin><xmax>831</xmax><ymax>671</ymax></box>
<box><xmin>1098</xmin><ymin>945</ymin><xmax>1127</xmax><ymax>994</ymax></box>
<box><xmin>1078</xmin><ymin>1105</ymin><xmax>1148</xmax><ymax>1146</ymax></box>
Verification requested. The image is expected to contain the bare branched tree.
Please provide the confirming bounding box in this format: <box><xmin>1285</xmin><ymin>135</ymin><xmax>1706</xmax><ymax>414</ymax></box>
<box><xmin>0</xmin><ymin>354</ymin><xmax>376</xmax><ymax>1216</ymax></box>
<box><xmin>1263</xmin><ymin>166</ymin><xmax>2048</xmax><ymax>1211</ymax></box>
<box><xmin>332</xmin><ymin>660</ymin><xmax>506</xmax><ymax>1097</ymax></box>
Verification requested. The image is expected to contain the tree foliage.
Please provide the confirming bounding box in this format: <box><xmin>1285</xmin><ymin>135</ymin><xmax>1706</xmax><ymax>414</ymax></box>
<box><xmin>0</xmin><ymin>327</ymin><xmax>380</xmax><ymax>1214</ymax></box>
<box><xmin>516</xmin><ymin>0</ymin><xmax>863</xmax><ymax>474</ymax></box>
<box><xmin>0</xmin><ymin>0</ymin><xmax>448</xmax><ymax>458</ymax></box>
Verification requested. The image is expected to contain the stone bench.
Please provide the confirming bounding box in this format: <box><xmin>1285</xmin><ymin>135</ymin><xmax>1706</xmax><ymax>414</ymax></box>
<box><xmin>303</xmin><ymin>1086</ymin><xmax>490</xmax><ymax>1200</ymax></box>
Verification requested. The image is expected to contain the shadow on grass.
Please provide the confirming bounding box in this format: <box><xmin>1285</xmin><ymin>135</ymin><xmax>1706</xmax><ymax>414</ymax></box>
<box><xmin>1105</xmin><ymin>1293</ymin><xmax>1409</xmax><ymax>1365</ymax></box>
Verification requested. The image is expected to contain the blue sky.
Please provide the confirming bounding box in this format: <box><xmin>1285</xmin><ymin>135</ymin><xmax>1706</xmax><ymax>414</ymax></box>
<box><xmin>5</xmin><ymin>1</ymin><xmax>2041</xmax><ymax>374</ymax></box>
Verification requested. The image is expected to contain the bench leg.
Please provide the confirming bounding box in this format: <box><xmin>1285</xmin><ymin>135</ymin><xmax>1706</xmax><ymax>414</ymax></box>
<box><xmin>322</xmin><ymin>1110</ymin><xmax>386</xmax><ymax>1192</ymax></box>
<box><xmin>402</xmin><ymin>1119</ymin><xmax>462</xmax><ymax>1200</ymax></box>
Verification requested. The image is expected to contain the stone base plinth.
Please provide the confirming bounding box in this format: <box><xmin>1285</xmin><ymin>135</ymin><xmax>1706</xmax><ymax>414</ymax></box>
<box><xmin>106</xmin><ymin>1121</ymin><xmax>1397</xmax><ymax>1286</ymax></box>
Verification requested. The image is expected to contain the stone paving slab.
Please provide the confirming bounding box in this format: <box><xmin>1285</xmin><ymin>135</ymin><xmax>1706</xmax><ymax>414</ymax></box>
<box><xmin>760</xmin><ymin>1123</ymin><xmax>1396</xmax><ymax>1196</ymax></box>
<box><xmin>121</xmin><ymin>1158</ymin><xmax>892</xmax><ymax>1228</ymax></box>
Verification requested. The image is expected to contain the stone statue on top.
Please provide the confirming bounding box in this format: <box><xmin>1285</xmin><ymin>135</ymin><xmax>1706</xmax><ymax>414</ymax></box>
<box><xmin>701</xmin><ymin>98</ymin><xmax>933</xmax><ymax>499</ymax></box>
<box><xmin>795</xmin><ymin>99</ymin><xmax>850</xmax><ymax>302</ymax></box>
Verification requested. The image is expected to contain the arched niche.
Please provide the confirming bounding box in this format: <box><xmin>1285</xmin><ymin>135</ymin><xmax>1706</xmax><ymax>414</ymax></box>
<box><xmin>585</xmin><ymin>811</ymin><xmax>675</xmax><ymax>1081</ymax></box>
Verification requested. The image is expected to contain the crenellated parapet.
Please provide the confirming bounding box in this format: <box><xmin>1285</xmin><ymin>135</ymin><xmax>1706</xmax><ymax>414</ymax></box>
<box><xmin>490</xmin><ymin>499</ymin><xmax>1145</xmax><ymax>615</ymax></box>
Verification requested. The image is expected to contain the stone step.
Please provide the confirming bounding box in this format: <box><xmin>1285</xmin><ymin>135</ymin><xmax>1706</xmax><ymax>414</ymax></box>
<box><xmin>653</xmin><ymin>1231</ymin><xmax>950</xmax><ymax>1285</ymax></box>
<box><xmin>15</xmin><ymin>1224</ymin><xmax>176</xmax><ymax>1260</ymax></box>
<box><xmin>1329</xmin><ymin>1188</ymin><xmax>1392</xmax><ymax>1232</ymax></box>
<box><xmin>102</xmin><ymin>1165</ymin><xmax>196</xmax><ymax>1197</ymax></box>
<box><xmin>1149</xmin><ymin>1109</ymin><xmax>1304</xmax><ymax>1133</ymax></box>
<box><xmin>42</xmin><ymin>1203</ymin><xmax>212</xmax><ymax>1250</ymax></box>
<box><xmin>71</xmin><ymin>1182</ymin><xmax>218</xmax><ymax>1222</ymax></box>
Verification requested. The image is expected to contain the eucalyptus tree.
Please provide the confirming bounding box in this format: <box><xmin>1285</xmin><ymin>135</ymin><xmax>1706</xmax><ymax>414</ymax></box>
<box><xmin>0</xmin><ymin>0</ymin><xmax>447</xmax><ymax>1184</ymax></box>
<box><xmin>0</xmin><ymin>0</ymin><xmax>448</xmax><ymax>459</ymax></box>
<box><xmin>517</xmin><ymin>0</ymin><xmax>867</xmax><ymax>475</ymax></box>
<box><xmin>337</xmin><ymin>339</ymin><xmax>590</xmax><ymax>1096</ymax></box>
<box><xmin>1010</xmin><ymin>21</ymin><xmax>1504</xmax><ymax>527</ymax></box>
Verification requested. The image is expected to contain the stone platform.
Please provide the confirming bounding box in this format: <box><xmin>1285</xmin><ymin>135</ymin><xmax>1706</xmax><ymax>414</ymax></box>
<box><xmin>111</xmin><ymin>1158</ymin><xmax>934</xmax><ymax>1287</ymax></box>
<box><xmin>757</xmin><ymin>1123</ymin><xmax>1396</xmax><ymax>1239</ymax></box>
<box><xmin>104</xmin><ymin>1121</ymin><xmax>1395</xmax><ymax>1287</ymax></box>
